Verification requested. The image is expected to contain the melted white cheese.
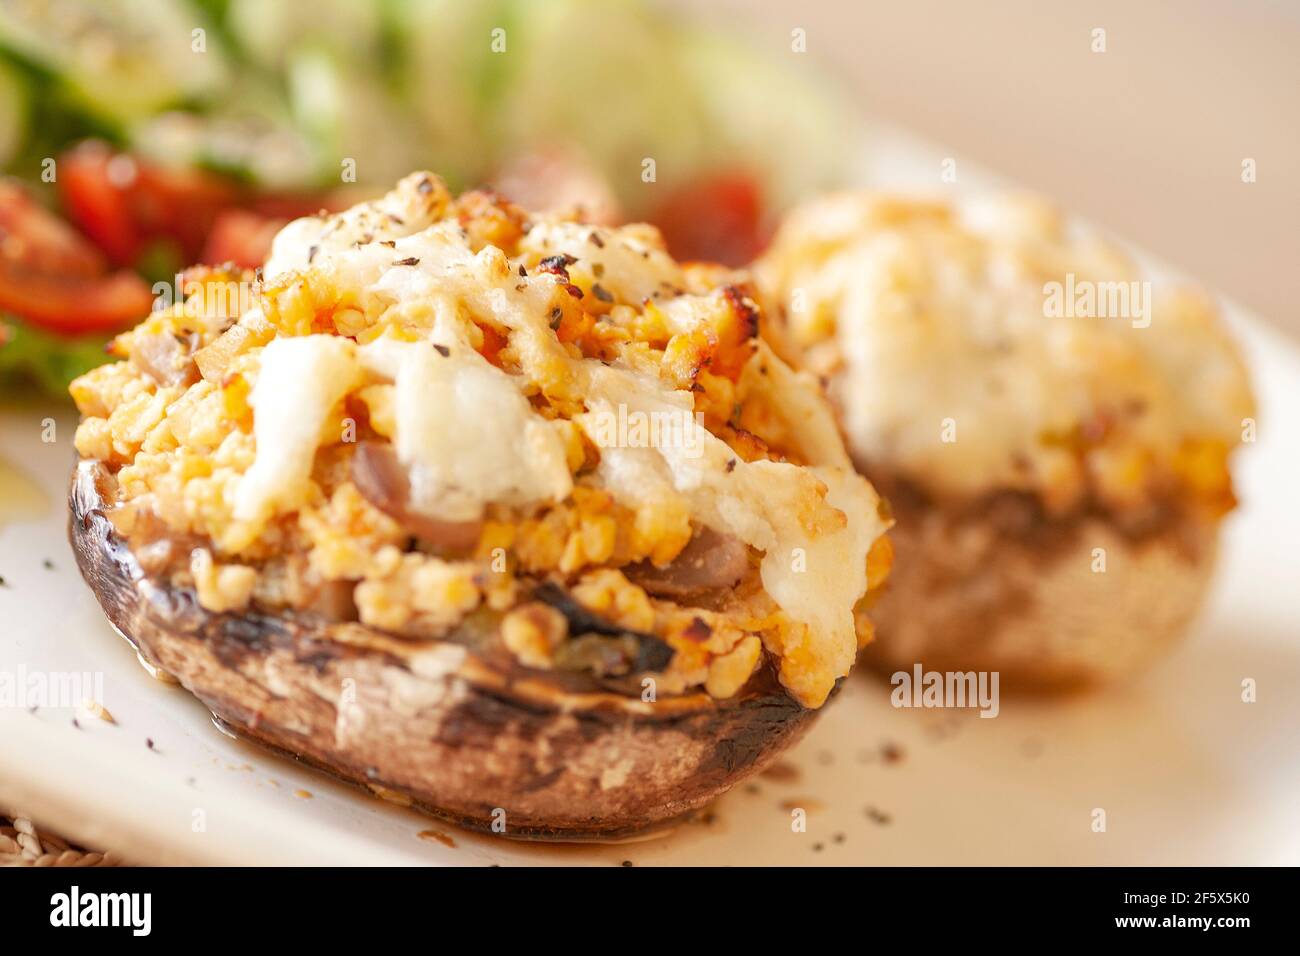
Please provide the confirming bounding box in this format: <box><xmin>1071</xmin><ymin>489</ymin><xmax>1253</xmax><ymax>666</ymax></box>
<box><xmin>359</xmin><ymin>335</ymin><xmax>572</xmax><ymax>521</ymax></box>
<box><xmin>264</xmin><ymin>174</ymin><xmax>449</xmax><ymax>282</ymax></box>
<box><xmin>518</xmin><ymin>220</ymin><xmax>684</xmax><ymax>306</ymax></box>
<box><xmin>234</xmin><ymin>334</ymin><xmax>361</xmax><ymax>523</ymax></box>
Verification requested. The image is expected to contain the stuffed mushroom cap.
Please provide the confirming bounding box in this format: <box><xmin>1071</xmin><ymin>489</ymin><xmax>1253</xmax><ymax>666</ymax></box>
<box><xmin>68</xmin><ymin>173</ymin><xmax>891</xmax><ymax>836</ymax></box>
<box><xmin>756</xmin><ymin>193</ymin><xmax>1254</xmax><ymax>686</ymax></box>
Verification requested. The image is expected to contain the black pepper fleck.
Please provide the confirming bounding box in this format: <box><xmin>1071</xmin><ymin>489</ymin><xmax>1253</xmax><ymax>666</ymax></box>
<box><xmin>433</xmin><ymin>344</ymin><xmax>450</xmax><ymax>357</ymax></box>
<box><xmin>394</xmin><ymin>256</ymin><xmax>420</xmax><ymax>266</ymax></box>
<box><xmin>725</xmin><ymin>459</ymin><xmax>737</xmax><ymax>473</ymax></box>
<box><xmin>539</xmin><ymin>253</ymin><xmax>577</xmax><ymax>272</ymax></box>
<box><xmin>591</xmin><ymin>283</ymin><xmax>613</xmax><ymax>303</ymax></box>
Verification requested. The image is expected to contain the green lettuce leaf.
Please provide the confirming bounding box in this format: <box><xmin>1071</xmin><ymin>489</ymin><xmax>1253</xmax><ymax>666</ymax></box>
<box><xmin>0</xmin><ymin>316</ymin><xmax>113</xmax><ymax>398</ymax></box>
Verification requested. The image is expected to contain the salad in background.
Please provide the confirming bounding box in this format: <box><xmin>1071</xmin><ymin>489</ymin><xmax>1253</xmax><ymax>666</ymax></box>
<box><xmin>0</xmin><ymin>0</ymin><xmax>850</xmax><ymax>397</ymax></box>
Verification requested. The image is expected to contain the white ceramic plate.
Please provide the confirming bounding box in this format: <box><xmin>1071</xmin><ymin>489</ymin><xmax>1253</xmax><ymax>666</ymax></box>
<box><xmin>3</xmin><ymin>126</ymin><xmax>1297</xmax><ymax>866</ymax></box>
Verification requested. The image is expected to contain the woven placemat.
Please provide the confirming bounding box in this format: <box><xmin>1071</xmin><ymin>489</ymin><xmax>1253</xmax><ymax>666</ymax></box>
<box><xmin>1</xmin><ymin>812</ymin><xmax>123</xmax><ymax>867</ymax></box>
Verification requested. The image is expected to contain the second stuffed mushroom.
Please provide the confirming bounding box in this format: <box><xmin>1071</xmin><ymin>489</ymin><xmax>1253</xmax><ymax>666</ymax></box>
<box><xmin>756</xmin><ymin>193</ymin><xmax>1254</xmax><ymax>688</ymax></box>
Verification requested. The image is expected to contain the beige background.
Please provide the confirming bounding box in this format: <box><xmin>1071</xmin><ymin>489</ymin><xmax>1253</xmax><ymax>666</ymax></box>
<box><xmin>672</xmin><ymin>0</ymin><xmax>1299</xmax><ymax>336</ymax></box>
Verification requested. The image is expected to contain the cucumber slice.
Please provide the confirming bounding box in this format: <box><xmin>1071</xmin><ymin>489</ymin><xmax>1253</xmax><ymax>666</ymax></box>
<box><xmin>131</xmin><ymin>107</ymin><xmax>322</xmax><ymax>190</ymax></box>
<box><xmin>287</xmin><ymin>46</ymin><xmax>422</xmax><ymax>187</ymax></box>
<box><xmin>0</xmin><ymin>0</ymin><xmax>228</xmax><ymax>126</ymax></box>
<box><xmin>388</xmin><ymin>0</ymin><xmax>515</xmax><ymax>189</ymax></box>
<box><xmin>0</xmin><ymin>57</ymin><xmax>28</xmax><ymax>166</ymax></box>
<box><xmin>226</xmin><ymin>0</ymin><xmax>384</xmax><ymax>70</ymax></box>
<box><xmin>678</xmin><ymin>29</ymin><xmax>853</xmax><ymax>213</ymax></box>
<box><xmin>491</xmin><ymin>0</ymin><xmax>711</xmax><ymax>214</ymax></box>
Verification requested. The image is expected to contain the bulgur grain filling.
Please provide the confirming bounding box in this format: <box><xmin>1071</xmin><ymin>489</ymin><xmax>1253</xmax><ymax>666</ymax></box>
<box><xmin>71</xmin><ymin>173</ymin><xmax>891</xmax><ymax>709</ymax></box>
